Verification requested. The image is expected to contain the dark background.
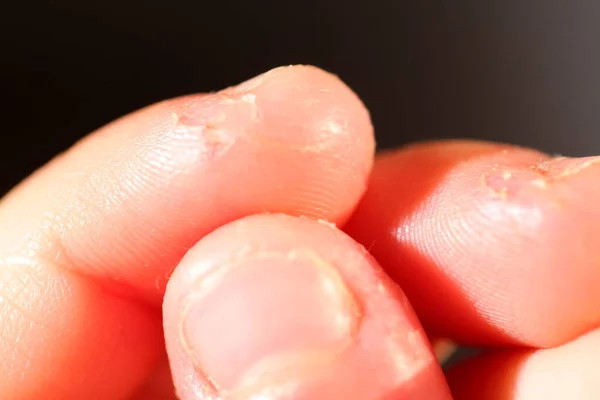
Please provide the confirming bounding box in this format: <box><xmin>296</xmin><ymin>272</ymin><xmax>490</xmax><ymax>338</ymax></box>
<box><xmin>2</xmin><ymin>0</ymin><xmax>600</xmax><ymax>195</ymax></box>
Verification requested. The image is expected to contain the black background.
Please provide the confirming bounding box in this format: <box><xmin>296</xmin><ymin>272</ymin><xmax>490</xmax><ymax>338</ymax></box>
<box><xmin>2</xmin><ymin>0</ymin><xmax>600</xmax><ymax>195</ymax></box>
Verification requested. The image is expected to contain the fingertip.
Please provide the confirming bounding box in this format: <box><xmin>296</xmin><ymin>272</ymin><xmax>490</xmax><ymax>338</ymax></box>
<box><xmin>447</xmin><ymin>329</ymin><xmax>600</xmax><ymax>399</ymax></box>
<box><xmin>141</xmin><ymin>64</ymin><xmax>376</xmax><ymax>223</ymax></box>
<box><xmin>346</xmin><ymin>140</ymin><xmax>600</xmax><ymax>347</ymax></box>
<box><xmin>163</xmin><ymin>214</ymin><xmax>450</xmax><ymax>400</ymax></box>
<box><xmin>230</xmin><ymin>64</ymin><xmax>376</xmax><ymax>221</ymax></box>
<box><xmin>1</xmin><ymin>65</ymin><xmax>376</xmax><ymax>306</ymax></box>
<box><xmin>231</xmin><ymin>64</ymin><xmax>376</xmax><ymax>221</ymax></box>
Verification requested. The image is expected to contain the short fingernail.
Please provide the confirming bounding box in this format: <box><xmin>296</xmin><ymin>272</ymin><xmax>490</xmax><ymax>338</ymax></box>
<box><xmin>227</xmin><ymin>66</ymin><xmax>292</xmax><ymax>93</ymax></box>
<box><xmin>172</xmin><ymin>68</ymin><xmax>290</xmax><ymax>127</ymax></box>
<box><xmin>544</xmin><ymin>155</ymin><xmax>600</xmax><ymax>178</ymax></box>
<box><xmin>180</xmin><ymin>250</ymin><xmax>361</xmax><ymax>396</ymax></box>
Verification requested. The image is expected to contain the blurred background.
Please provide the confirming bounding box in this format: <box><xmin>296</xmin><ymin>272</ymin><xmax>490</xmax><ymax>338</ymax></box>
<box><xmin>2</xmin><ymin>0</ymin><xmax>600</xmax><ymax>194</ymax></box>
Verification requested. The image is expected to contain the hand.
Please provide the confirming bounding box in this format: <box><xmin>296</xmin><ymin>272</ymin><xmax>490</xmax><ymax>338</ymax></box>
<box><xmin>1</xmin><ymin>66</ymin><xmax>598</xmax><ymax>400</ymax></box>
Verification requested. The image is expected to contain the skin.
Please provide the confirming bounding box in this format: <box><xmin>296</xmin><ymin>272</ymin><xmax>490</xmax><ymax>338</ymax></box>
<box><xmin>0</xmin><ymin>65</ymin><xmax>598</xmax><ymax>399</ymax></box>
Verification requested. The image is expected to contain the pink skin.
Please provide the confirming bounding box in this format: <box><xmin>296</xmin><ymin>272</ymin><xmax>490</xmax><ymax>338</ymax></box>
<box><xmin>0</xmin><ymin>66</ymin><xmax>374</xmax><ymax>306</ymax></box>
<box><xmin>163</xmin><ymin>214</ymin><xmax>451</xmax><ymax>400</ymax></box>
<box><xmin>345</xmin><ymin>141</ymin><xmax>600</xmax><ymax>348</ymax></box>
<box><xmin>2</xmin><ymin>64</ymin><xmax>600</xmax><ymax>399</ymax></box>
<box><xmin>0</xmin><ymin>66</ymin><xmax>376</xmax><ymax>399</ymax></box>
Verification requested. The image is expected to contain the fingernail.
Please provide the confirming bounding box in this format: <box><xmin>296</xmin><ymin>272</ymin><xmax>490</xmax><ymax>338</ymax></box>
<box><xmin>227</xmin><ymin>66</ymin><xmax>293</xmax><ymax>93</ymax></box>
<box><xmin>171</xmin><ymin>67</ymin><xmax>292</xmax><ymax>133</ymax></box>
<box><xmin>545</xmin><ymin>156</ymin><xmax>600</xmax><ymax>178</ymax></box>
<box><xmin>180</xmin><ymin>250</ymin><xmax>361</xmax><ymax>396</ymax></box>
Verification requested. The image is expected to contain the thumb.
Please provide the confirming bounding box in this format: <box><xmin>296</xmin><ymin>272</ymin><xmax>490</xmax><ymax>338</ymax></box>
<box><xmin>163</xmin><ymin>214</ymin><xmax>452</xmax><ymax>399</ymax></box>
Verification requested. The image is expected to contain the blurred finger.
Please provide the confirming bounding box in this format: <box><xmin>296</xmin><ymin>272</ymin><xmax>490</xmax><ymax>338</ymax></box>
<box><xmin>130</xmin><ymin>360</ymin><xmax>177</xmax><ymax>400</ymax></box>
<box><xmin>345</xmin><ymin>140</ymin><xmax>600</xmax><ymax>347</ymax></box>
<box><xmin>447</xmin><ymin>328</ymin><xmax>600</xmax><ymax>399</ymax></box>
<box><xmin>163</xmin><ymin>214</ymin><xmax>451</xmax><ymax>400</ymax></box>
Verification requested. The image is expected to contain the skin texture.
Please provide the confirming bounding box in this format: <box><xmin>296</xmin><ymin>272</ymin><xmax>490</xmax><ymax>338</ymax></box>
<box><xmin>0</xmin><ymin>66</ymin><xmax>375</xmax><ymax>399</ymax></box>
<box><xmin>345</xmin><ymin>142</ymin><xmax>600</xmax><ymax>347</ymax></box>
<box><xmin>0</xmin><ymin>65</ymin><xmax>599</xmax><ymax>399</ymax></box>
<box><xmin>164</xmin><ymin>214</ymin><xmax>450</xmax><ymax>399</ymax></box>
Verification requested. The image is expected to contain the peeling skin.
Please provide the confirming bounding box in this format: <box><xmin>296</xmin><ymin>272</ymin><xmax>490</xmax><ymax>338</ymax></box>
<box><xmin>531</xmin><ymin>156</ymin><xmax>600</xmax><ymax>179</ymax></box>
<box><xmin>219</xmin><ymin>93</ymin><xmax>260</xmax><ymax>120</ymax></box>
<box><xmin>172</xmin><ymin>90</ymin><xmax>340</xmax><ymax>156</ymax></box>
<box><xmin>172</xmin><ymin>92</ymin><xmax>258</xmax><ymax>128</ymax></box>
<box><xmin>482</xmin><ymin>170</ymin><xmax>511</xmax><ymax>199</ymax></box>
<box><xmin>552</xmin><ymin>156</ymin><xmax>600</xmax><ymax>178</ymax></box>
<box><xmin>484</xmin><ymin>169</ymin><xmax>545</xmax><ymax>198</ymax></box>
<box><xmin>484</xmin><ymin>155</ymin><xmax>600</xmax><ymax>198</ymax></box>
<box><xmin>532</xmin><ymin>158</ymin><xmax>553</xmax><ymax>175</ymax></box>
<box><xmin>167</xmin><ymin>107</ymin><xmax>236</xmax><ymax>163</ymax></box>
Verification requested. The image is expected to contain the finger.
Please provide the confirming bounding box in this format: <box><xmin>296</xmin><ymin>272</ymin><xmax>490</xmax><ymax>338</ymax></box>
<box><xmin>0</xmin><ymin>66</ymin><xmax>374</xmax><ymax>399</ymax></box>
<box><xmin>130</xmin><ymin>360</ymin><xmax>177</xmax><ymax>400</ymax></box>
<box><xmin>344</xmin><ymin>140</ymin><xmax>600</xmax><ymax>347</ymax></box>
<box><xmin>447</xmin><ymin>328</ymin><xmax>600</xmax><ymax>399</ymax></box>
<box><xmin>1</xmin><ymin>65</ymin><xmax>374</xmax><ymax>305</ymax></box>
<box><xmin>163</xmin><ymin>214</ymin><xmax>451</xmax><ymax>400</ymax></box>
